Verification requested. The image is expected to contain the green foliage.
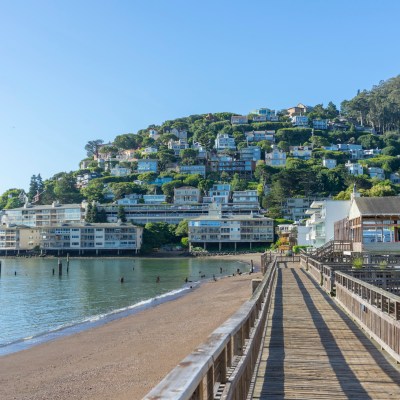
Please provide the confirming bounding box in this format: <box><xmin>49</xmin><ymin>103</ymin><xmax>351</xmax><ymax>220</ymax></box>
<box><xmin>352</xmin><ymin>257</ymin><xmax>363</xmax><ymax>270</ymax></box>
<box><xmin>181</xmin><ymin>237</ymin><xmax>189</xmax><ymax>248</ymax></box>
<box><xmin>117</xmin><ymin>205</ymin><xmax>127</xmax><ymax>222</ymax></box>
<box><xmin>142</xmin><ymin>222</ymin><xmax>178</xmax><ymax>252</ymax></box>
<box><xmin>230</xmin><ymin>173</ymin><xmax>247</xmax><ymax>191</ymax></box>
<box><xmin>53</xmin><ymin>173</ymin><xmax>83</xmax><ymax>203</ymax></box>
<box><xmin>85</xmin><ymin>139</ymin><xmax>104</xmax><ymax>157</ymax></box>
<box><xmin>175</xmin><ymin>219</ymin><xmax>189</xmax><ymax>237</ymax></box>
<box><xmin>113</xmin><ymin>133</ymin><xmax>139</xmax><ymax>149</ymax></box>
<box><xmin>81</xmin><ymin>180</ymin><xmax>105</xmax><ymax>203</ymax></box>
<box><xmin>341</xmin><ymin>76</ymin><xmax>400</xmax><ymax>133</ymax></box>
<box><xmin>85</xmin><ymin>203</ymin><xmax>107</xmax><ymax>223</ymax></box>
<box><xmin>275</xmin><ymin>128</ymin><xmax>312</xmax><ymax>145</ymax></box>
<box><xmin>0</xmin><ymin>189</ymin><xmax>25</xmax><ymax>209</ymax></box>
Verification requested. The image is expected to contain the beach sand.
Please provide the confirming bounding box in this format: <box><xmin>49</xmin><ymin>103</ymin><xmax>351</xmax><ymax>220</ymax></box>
<box><xmin>0</xmin><ymin>253</ymin><xmax>263</xmax><ymax>400</ymax></box>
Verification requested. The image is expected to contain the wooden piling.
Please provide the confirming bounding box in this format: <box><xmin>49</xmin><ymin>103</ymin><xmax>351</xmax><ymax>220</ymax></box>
<box><xmin>58</xmin><ymin>258</ymin><xmax>62</xmax><ymax>276</ymax></box>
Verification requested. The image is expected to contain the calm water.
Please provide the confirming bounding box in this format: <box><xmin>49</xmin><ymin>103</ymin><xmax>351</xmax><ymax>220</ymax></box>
<box><xmin>0</xmin><ymin>257</ymin><xmax>247</xmax><ymax>355</ymax></box>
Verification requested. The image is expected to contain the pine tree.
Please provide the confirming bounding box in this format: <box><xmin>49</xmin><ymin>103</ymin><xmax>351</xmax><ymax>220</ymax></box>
<box><xmin>28</xmin><ymin>175</ymin><xmax>38</xmax><ymax>201</ymax></box>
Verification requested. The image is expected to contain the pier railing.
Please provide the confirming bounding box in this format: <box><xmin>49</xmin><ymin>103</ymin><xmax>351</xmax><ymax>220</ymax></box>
<box><xmin>335</xmin><ymin>271</ymin><xmax>400</xmax><ymax>363</ymax></box>
<box><xmin>143</xmin><ymin>255</ymin><xmax>277</xmax><ymax>400</ymax></box>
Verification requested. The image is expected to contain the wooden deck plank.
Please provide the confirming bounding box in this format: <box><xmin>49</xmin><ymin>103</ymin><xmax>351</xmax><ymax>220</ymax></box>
<box><xmin>251</xmin><ymin>265</ymin><xmax>400</xmax><ymax>399</ymax></box>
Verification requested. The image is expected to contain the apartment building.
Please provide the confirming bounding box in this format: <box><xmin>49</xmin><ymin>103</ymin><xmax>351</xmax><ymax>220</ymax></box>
<box><xmin>174</xmin><ymin>186</ymin><xmax>201</xmax><ymax>205</ymax></box>
<box><xmin>2</xmin><ymin>202</ymin><xmax>84</xmax><ymax>227</ymax></box>
<box><xmin>179</xmin><ymin>165</ymin><xmax>206</xmax><ymax>177</ymax></box>
<box><xmin>188</xmin><ymin>204</ymin><xmax>273</xmax><ymax>250</ymax></box>
<box><xmin>40</xmin><ymin>223</ymin><xmax>143</xmax><ymax>254</ymax></box>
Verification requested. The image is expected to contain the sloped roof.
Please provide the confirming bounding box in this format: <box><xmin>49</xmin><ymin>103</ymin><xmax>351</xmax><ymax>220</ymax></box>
<box><xmin>354</xmin><ymin>197</ymin><xmax>400</xmax><ymax>215</ymax></box>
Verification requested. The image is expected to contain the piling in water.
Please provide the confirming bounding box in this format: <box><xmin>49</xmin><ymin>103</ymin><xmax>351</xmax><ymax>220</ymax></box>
<box><xmin>58</xmin><ymin>259</ymin><xmax>62</xmax><ymax>276</ymax></box>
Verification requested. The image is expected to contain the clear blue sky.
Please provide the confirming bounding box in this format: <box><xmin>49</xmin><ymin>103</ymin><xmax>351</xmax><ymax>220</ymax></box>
<box><xmin>1</xmin><ymin>0</ymin><xmax>399</xmax><ymax>194</ymax></box>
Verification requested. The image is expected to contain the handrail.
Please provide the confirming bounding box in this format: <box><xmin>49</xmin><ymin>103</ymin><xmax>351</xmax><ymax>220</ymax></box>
<box><xmin>143</xmin><ymin>256</ymin><xmax>277</xmax><ymax>400</ymax></box>
<box><xmin>335</xmin><ymin>270</ymin><xmax>400</xmax><ymax>363</ymax></box>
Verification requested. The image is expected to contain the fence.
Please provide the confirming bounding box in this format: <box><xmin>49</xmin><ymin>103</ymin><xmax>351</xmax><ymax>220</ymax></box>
<box><xmin>335</xmin><ymin>271</ymin><xmax>400</xmax><ymax>363</ymax></box>
<box><xmin>144</xmin><ymin>256</ymin><xmax>277</xmax><ymax>400</ymax></box>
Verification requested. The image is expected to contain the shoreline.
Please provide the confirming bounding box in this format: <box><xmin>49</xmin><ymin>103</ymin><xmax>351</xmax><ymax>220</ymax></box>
<box><xmin>0</xmin><ymin>253</ymin><xmax>263</xmax><ymax>400</ymax></box>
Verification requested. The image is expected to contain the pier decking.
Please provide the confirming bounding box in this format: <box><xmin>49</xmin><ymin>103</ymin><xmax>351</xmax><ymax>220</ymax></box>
<box><xmin>251</xmin><ymin>263</ymin><xmax>400</xmax><ymax>399</ymax></box>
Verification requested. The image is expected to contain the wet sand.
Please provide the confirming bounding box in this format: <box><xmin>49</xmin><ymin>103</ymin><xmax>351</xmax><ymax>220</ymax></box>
<box><xmin>0</xmin><ymin>253</ymin><xmax>262</xmax><ymax>400</ymax></box>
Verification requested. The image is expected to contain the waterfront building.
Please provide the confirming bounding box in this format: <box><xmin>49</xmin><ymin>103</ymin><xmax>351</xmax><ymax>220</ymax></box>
<box><xmin>40</xmin><ymin>223</ymin><xmax>143</xmax><ymax>254</ymax></box>
<box><xmin>2</xmin><ymin>202</ymin><xmax>84</xmax><ymax>227</ymax></box>
<box><xmin>334</xmin><ymin>194</ymin><xmax>400</xmax><ymax>253</ymax></box>
<box><xmin>188</xmin><ymin>204</ymin><xmax>273</xmax><ymax>251</ymax></box>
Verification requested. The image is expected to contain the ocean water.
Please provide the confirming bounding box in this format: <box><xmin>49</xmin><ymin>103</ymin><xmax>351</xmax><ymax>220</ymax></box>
<box><xmin>0</xmin><ymin>257</ymin><xmax>248</xmax><ymax>355</ymax></box>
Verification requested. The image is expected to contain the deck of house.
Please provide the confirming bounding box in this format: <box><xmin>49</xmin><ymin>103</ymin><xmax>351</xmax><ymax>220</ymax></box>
<box><xmin>251</xmin><ymin>262</ymin><xmax>400</xmax><ymax>399</ymax></box>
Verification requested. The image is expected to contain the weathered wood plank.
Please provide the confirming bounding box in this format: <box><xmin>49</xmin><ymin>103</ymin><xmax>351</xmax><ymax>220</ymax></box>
<box><xmin>251</xmin><ymin>265</ymin><xmax>400</xmax><ymax>399</ymax></box>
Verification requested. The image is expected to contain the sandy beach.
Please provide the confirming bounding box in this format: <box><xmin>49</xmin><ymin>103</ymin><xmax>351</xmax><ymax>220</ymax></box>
<box><xmin>0</xmin><ymin>253</ymin><xmax>262</xmax><ymax>400</ymax></box>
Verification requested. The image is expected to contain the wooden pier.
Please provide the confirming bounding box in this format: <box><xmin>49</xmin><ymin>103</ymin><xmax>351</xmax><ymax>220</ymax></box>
<box><xmin>251</xmin><ymin>263</ymin><xmax>400</xmax><ymax>399</ymax></box>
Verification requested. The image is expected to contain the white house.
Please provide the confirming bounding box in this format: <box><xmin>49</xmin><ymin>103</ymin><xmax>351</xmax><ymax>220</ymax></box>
<box><xmin>137</xmin><ymin>159</ymin><xmax>158</xmax><ymax>173</ymax></box>
<box><xmin>289</xmin><ymin>146</ymin><xmax>312</xmax><ymax>160</ymax></box>
<box><xmin>215</xmin><ymin>133</ymin><xmax>236</xmax><ymax>150</ymax></box>
<box><xmin>265</xmin><ymin>147</ymin><xmax>286</xmax><ymax>167</ymax></box>
<box><xmin>291</xmin><ymin>115</ymin><xmax>309</xmax><ymax>127</ymax></box>
<box><xmin>304</xmin><ymin>200</ymin><xmax>351</xmax><ymax>248</ymax></box>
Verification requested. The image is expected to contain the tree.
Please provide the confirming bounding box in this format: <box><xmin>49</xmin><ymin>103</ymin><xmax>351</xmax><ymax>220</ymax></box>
<box><xmin>81</xmin><ymin>180</ymin><xmax>105</xmax><ymax>202</ymax></box>
<box><xmin>0</xmin><ymin>189</ymin><xmax>25</xmax><ymax>209</ymax></box>
<box><xmin>175</xmin><ymin>219</ymin><xmax>188</xmax><ymax>237</ymax></box>
<box><xmin>53</xmin><ymin>173</ymin><xmax>83</xmax><ymax>203</ymax></box>
<box><xmin>117</xmin><ymin>205</ymin><xmax>127</xmax><ymax>222</ymax></box>
<box><xmin>28</xmin><ymin>175</ymin><xmax>38</xmax><ymax>201</ymax></box>
<box><xmin>85</xmin><ymin>139</ymin><xmax>104</xmax><ymax>157</ymax></box>
<box><xmin>114</xmin><ymin>133</ymin><xmax>138</xmax><ymax>149</ymax></box>
<box><xmin>230</xmin><ymin>173</ymin><xmax>247</xmax><ymax>191</ymax></box>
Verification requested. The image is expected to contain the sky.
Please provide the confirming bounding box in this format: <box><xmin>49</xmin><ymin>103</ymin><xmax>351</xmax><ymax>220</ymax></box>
<box><xmin>1</xmin><ymin>0</ymin><xmax>400</xmax><ymax>194</ymax></box>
